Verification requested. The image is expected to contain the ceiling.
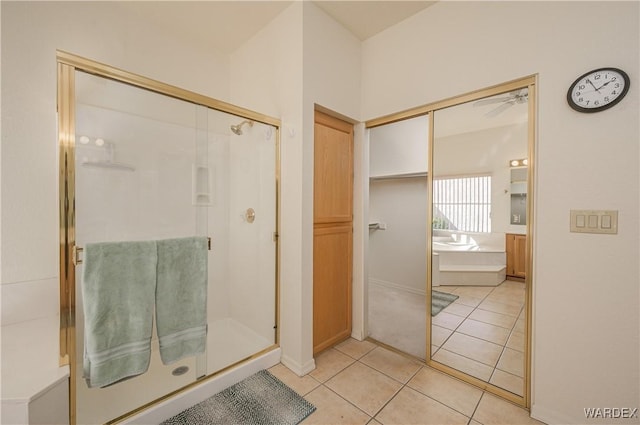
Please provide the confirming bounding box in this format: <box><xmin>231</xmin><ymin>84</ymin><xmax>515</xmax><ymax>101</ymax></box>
<box><xmin>117</xmin><ymin>1</ymin><xmax>437</xmax><ymax>55</ymax></box>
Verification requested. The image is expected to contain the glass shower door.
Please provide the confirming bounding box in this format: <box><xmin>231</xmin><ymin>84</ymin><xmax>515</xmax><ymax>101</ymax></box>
<box><xmin>205</xmin><ymin>110</ymin><xmax>278</xmax><ymax>374</ymax></box>
<box><xmin>73</xmin><ymin>69</ymin><xmax>278</xmax><ymax>424</ymax></box>
<box><xmin>74</xmin><ymin>71</ymin><xmax>206</xmax><ymax>423</ymax></box>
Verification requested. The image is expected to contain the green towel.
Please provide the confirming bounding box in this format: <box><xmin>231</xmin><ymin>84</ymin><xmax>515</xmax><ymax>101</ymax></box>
<box><xmin>156</xmin><ymin>237</ymin><xmax>208</xmax><ymax>364</ymax></box>
<box><xmin>82</xmin><ymin>241</ymin><xmax>157</xmax><ymax>388</ymax></box>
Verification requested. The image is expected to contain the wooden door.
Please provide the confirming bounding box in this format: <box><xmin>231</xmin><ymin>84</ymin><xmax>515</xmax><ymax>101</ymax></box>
<box><xmin>313</xmin><ymin>111</ymin><xmax>353</xmax><ymax>354</ymax></box>
<box><xmin>506</xmin><ymin>233</ymin><xmax>527</xmax><ymax>280</ymax></box>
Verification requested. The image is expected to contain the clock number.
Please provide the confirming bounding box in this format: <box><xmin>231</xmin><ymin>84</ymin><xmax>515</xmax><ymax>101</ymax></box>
<box><xmin>579</xmin><ymin>84</ymin><xmax>586</xmax><ymax>90</ymax></box>
<box><xmin>594</xmin><ymin>74</ymin><xmax>601</xmax><ymax>80</ymax></box>
<box><xmin>604</xmin><ymin>96</ymin><xmax>610</xmax><ymax>102</ymax></box>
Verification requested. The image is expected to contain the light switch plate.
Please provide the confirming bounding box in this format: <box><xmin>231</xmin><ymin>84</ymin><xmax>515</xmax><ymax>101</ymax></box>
<box><xmin>570</xmin><ymin>210</ymin><xmax>618</xmax><ymax>234</ymax></box>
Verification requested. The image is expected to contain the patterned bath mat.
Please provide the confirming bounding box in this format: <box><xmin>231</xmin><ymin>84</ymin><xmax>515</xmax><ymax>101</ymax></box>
<box><xmin>432</xmin><ymin>290</ymin><xmax>459</xmax><ymax>316</ymax></box>
<box><xmin>161</xmin><ymin>370</ymin><xmax>316</xmax><ymax>425</ymax></box>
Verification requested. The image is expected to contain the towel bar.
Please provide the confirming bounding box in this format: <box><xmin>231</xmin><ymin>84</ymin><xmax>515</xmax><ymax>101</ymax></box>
<box><xmin>72</xmin><ymin>237</ymin><xmax>212</xmax><ymax>266</ymax></box>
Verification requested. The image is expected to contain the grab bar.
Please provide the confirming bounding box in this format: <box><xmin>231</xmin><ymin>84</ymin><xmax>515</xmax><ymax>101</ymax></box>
<box><xmin>73</xmin><ymin>237</ymin><xmax>212</xmax><ymax>266</ymax></box>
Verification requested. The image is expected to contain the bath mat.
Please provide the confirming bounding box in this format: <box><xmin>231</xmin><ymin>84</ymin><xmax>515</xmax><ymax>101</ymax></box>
<box><xmin>161</xmin><ymin>370</ymin><xmax>316</xmax><ymax>425</ymax></box>
<box><xmin>432</xmin><ymin>290</ymin><xmax>459</xmax><ymax>316</ymax></box>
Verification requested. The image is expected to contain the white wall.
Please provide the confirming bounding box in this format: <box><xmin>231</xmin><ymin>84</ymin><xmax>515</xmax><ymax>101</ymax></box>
<box><xmin>229</xmin><ymin>2</ymin><xmax>310</xmax><ymax>374</ymax></box>
<box><xmin>369</xmin><ymin>115</ymin><xmax>429</xmax><ymax>178</ymax></box>
<box><xmin>1</xmin><ymin>2</ymin><xmax>231</xmax><ymax>421</ymax></box>
<box><xmin>230</xmin><ymin>1</ymin><xmax>362</xmax><ymax>372</ymax></box>
<box><xmin>435</xmin><ymin>124</ymin><xmax>528</xmax><ymax>235</ymax></box>
<box><xmin>301</xmin><ymin>1</ymin><xmax>363</xmax><ymax>340</ymax></box>
<box><xmin>362</xmin><ymin>2</ymin><xmax>639</xmax><ymax>424</ymax></box>
<box><xmin>368</xmin><ymin>178</ymin><xmax>428</xmax><ymax>294</ymax></box>
<box><xmin>1</xmin><ymin>1</ymin><xmax>230</xmax><ymax>326</ymax></box>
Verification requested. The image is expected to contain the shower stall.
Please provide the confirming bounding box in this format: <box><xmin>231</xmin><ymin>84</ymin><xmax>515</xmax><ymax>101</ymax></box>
<box><xmin>58</xmin><ymin>52</ymin><xmax>280</xmax><ymax>424</ymax></box>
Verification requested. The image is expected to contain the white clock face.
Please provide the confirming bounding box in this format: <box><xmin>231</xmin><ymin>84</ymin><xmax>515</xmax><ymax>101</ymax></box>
<box><xmin>568</xmin><ymin>68</ymin><xmax>629</xmax><ymax>112</ymax></box>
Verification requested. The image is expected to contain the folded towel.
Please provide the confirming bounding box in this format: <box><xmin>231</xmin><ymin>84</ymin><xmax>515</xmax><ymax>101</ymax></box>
<box><xmin>82</xmin><ymin>241</ymin><xmax>157</xmax><ymax>388</ymax></box>
<box><xmin>156</xmin><ymin>237</ymin><xmax>208</xmax><ymax>364</ymax></box>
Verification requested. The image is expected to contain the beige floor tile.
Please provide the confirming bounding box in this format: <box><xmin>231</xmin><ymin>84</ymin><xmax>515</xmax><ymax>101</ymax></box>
<box><xmin>326</xmin><ymin>362</ymin><xmax>402</xmax><ymax>416</ymax></box>
<box><xmin>432</xmin><ymin>325</ymin><xmax>454</xmax><ymax>347</ymax></box>
<box><xmin>433</xmin><ymin>286</ymin><xmax>459</xmax><ymax>294</ymax></box>
<box><xmin>453</xmin><ymin>294</ymin><xmax>485</xmax><ymax>308</ymax></box>
<box><xmin>502</xmin><ymin>280</ymin><xmax>526</xmax><ymax>289</ymax></box>
<box><xmin>469</xmin><ymin>309</ymin><xmax>518</xmax><ymax>329</ymax></box>
<box><xmin>431</xmin><ymin>345</ymin><xmax>439</xmax><ymax>356</ymax></box>
<box><xmin>301</xmin><ymin>385</ymin><xmax>370</xmax><ymax>425</ymax></box>
<box><xmin>368</xmin><ymin>419</ymin><xmax>383</xmax><ymax>425</ymax></box>
<box><xmin>506</xmin><ymin>331</ymin><xmax>525</xmax><ymax>352</ymax></box>
<box><xmin>432</xmin><ymin>349</ymin><xmax>493</xmax><ymax>381</ymax></box>
<box><xmin>360</xmin><ymin>346</ymin><xmax>422</xmax><ymax>384</ymax></box>
<box><xmin>497</xmin><ymin>348</ymin><xmax>524</xmax><ymax>377</ymax></box>
<box><xmin>457</xmin><ymin>318</ymin><xmax>510</xmax><ymax>345</ymax></box>
<box><xmin>375</xmin><ymin>386</ymin><xmax>469</xmax><ymax>425</ymax></box>
<box><xmin>477</xmin><ymin>299</ymin><xmax>523</xmax><ymax>317</ymax></box>
<box><xmin>489</xmin><ymin>369</ymin><xmax>524</xmax><ymax>396</ymax></box>
<box><xmin>470</xmin><ymin>421</ymin><xmax>482</xmax><ymax>425</ymax></box>
<box><xmin>483</xmin><ymin>294</ymin><xmax>524</xmax><ymax>310</ymax></box>
<box><xmin>268</xmin><ymin>364</ymin><xmax>320</xmax><ymax>396</ymax></box>
<box><xmin>335</xmin><ymin>338</ymin><xmax>377</xmax><ymax>359</ymax></box>
<box><xmin>514</xmin><ymin>318</ymin><xmax>525</xmax><ymax>333</ymax></box>
<box><xmin>432</xmin><ymin>311</ymin><xmax>466</xmax><ymax>330</ymax></box>
<box><xmin>473</xmin><ymin>393</ymin><xmax>544</xmax><ymax>425</ymax></box>
<box><xmin>455</xmin><ymin>286</ymin><xmax>494</xmax><ymax>298</ymax></box>
<box><xmin>442</xmin><ymin>301</ymin><xmax>475</xmax><ymax>317</ymax></box>
<box><xmin>441</xmin><ymin>332</ymin><xmax>503</xmax><ymax>367</ymax></box>
<box><xmin>408</xmin><ymin>367</ymin><xmax>483</xmax><ymax>417</ymax></box>
<box><xmin>309</xmin><ymin>348</ymin><xmax>355</xmax><ymax>382</ymax></box>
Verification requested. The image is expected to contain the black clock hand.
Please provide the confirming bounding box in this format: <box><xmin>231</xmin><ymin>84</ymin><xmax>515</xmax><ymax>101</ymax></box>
<box><xmin>586</xmin><ymin>78</ymin><xmax>601</xmax><ymax>93</ymax></box>
<box><xmin>596</xmin><ymin>80</ymin><xmax>613</xmax><ymax>91</ymax></box>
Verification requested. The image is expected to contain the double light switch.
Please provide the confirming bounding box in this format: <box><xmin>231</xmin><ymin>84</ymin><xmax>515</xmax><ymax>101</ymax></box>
<box><xmin>570</xmin><ymin>210</ymin><xmax>618</xmax><ymax>234</ymax></box>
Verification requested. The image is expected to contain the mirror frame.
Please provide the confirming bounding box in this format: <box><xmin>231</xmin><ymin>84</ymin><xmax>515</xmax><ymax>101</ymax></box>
<box><xmin>366</xmin><ymin>75</ymin><xmax>536</xmax><ymax>408</ymax></box>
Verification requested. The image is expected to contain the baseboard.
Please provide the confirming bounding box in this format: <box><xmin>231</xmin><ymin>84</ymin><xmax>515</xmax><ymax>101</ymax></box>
<box><xmin>280</xmin><ymin>354</ymin><xmax>316</xmax><ymax>377</ymax></box>
<box><xmin>531</xmin><ymin>402</ymin><xmax>577</xmax><ymax>425</ymax></box>
<box><xmin>350</xmin><ymin>329</ymin><xmax>365</xmax><ymax>341</ymax></box>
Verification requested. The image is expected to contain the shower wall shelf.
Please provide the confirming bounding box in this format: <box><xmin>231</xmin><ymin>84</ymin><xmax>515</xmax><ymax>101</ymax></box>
<box><xmin>192</xmin><ymin>165</ymin><xmax>212</xmax><ymax>206</ymax></box>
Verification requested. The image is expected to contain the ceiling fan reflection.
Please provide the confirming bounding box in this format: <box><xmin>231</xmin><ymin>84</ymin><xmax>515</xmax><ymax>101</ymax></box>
<box><xmin>473</xmin><ymin>89</ymin><xmax>528</xmax><ymax>117</ymax></box>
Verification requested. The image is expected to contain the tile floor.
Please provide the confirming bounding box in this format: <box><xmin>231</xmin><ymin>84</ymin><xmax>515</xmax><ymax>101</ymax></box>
<box><xmin>369</xmin><ymin>279</ymin><xmax>526</xmax><ymax>396</ymax></box>
<box><xmin>268</xmin><ymin>338</ymin><xmax>544</xmax><ymax>425</ymax></box>
<box><xmin>433</xmin><ymin>281</ymin><xmax>525</xmax><ymax>396</ymax></box>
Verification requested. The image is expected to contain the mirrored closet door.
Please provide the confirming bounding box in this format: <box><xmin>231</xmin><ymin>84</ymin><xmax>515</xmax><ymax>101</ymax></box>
<box><xmin>429</xmin><ymin>79</ymin><xmax>534</xmax><ymax>405</ymax></box>
<box><xmin>366</xmin><ymin>76</ymin><xmax>535</xmax><ymax>407</ymax></box>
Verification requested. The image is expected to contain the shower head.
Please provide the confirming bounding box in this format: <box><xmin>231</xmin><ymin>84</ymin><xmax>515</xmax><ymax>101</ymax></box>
<box><xmin>230</xmin><ymin>120</ymin><xmax>253</xmax><ymax>135</ymax></box>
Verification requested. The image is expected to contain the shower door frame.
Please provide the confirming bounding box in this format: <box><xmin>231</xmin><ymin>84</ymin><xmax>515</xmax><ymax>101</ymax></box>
<box><xmin>57</xmin><ymin>50</ymin><xmax>282</xmax><ymax>424</ymax></box>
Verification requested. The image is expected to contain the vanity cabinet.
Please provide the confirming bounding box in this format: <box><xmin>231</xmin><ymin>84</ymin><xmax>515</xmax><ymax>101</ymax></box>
<box><xmin>506</xmin><ymin>233</ymin><xmax>527</xmax><ymax>279</ymax></box>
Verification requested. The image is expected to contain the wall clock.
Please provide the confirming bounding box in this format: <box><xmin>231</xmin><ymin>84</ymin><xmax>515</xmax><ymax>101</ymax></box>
<box><xmin>567</xmin><ymin>67</ymin><xmax>630</xmax><ymax>113</ymax></box>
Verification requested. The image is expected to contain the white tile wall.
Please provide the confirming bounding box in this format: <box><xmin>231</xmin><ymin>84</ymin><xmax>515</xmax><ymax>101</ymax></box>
<box><xmin>1</xmin><ymin>278</ymin><xmax>59</xmax><ymax>326</ymax></box>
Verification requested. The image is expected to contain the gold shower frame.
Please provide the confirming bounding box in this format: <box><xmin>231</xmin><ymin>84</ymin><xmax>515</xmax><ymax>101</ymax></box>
<box><xmin>57</xmin><ymin>51</ymin><xmax>282</xmax><ymax>424</ymax></box>
<box><xmin>365</xmin><ymin>75</ymin><xmax>537</xmax><ymax>409</ymax></box>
